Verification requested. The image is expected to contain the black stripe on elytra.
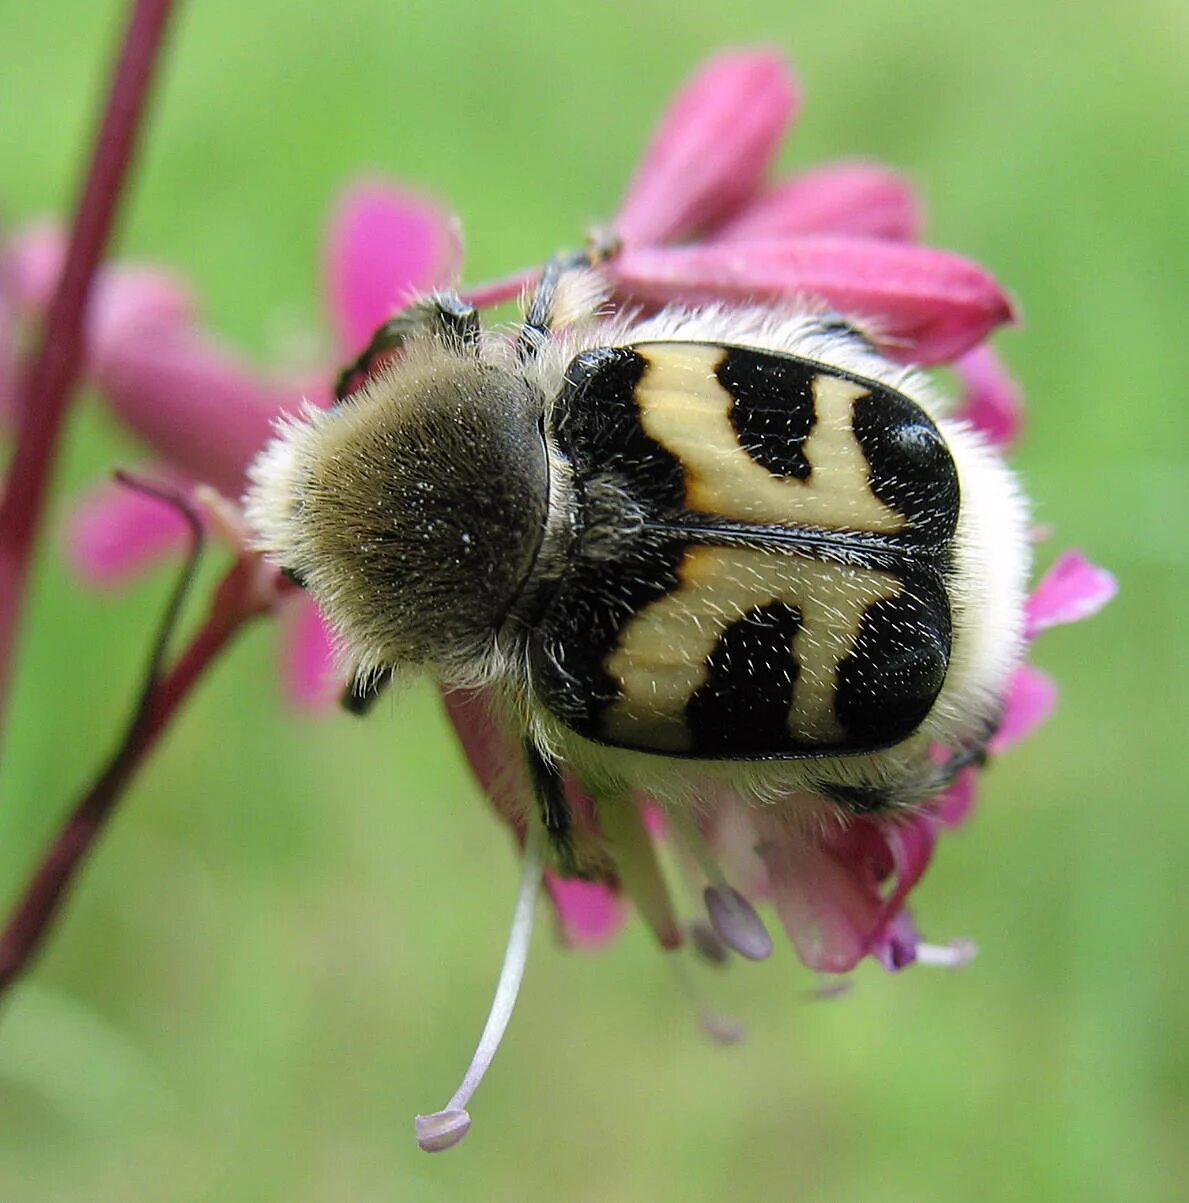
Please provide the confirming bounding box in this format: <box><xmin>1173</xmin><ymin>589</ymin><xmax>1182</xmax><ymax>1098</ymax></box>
<box><xmin>850</xmin><ymin>389</ymin><xmax>960</xmax><ymax>548</ymax></box>
<box><xmin>835</xmin><ymin>572</ymin><xmax>952</xmax><ymax>749</ymax></box>
<box><xmin>716</xmin><ymin>347</ymin><xmax>815</xmax><ymax>480</ymax></box>
<box><xmin>528</xmin><ymin>533</ymin><xmax>687</xmax><ymax>736</ymax></box>
<box><xmin>556</xmin><ymin>346</ymin><xmax>687</xmax><ymax>515</ymax></box>
<box><xmin>684</xmin><ymin>601</ymin><xmax>803</xmax><ymax>756</ymax></box>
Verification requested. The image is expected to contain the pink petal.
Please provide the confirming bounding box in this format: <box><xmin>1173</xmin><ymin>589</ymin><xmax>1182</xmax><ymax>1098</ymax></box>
<box><xmin>935</xmin><ymin>766</ymin><xmax>979</xmax><ymax>828</ymax></box>
<box><xmin>442</xmin><ymin>687</ymin><xmax>525</xmax><ymax>826</ymax></box>
<box><xmin>611</xmin><ymin>236</ymin><xmax>1016</xmax><ymax>365</ymax></box>
<box><xmin>1025</xmin><ymin>551</ymin><xmax>1118</xmax><ymax>640</ymax></box>
<box><xmin>66</xmin><ymin>471</ymin><xmax>197</xmax><ymax>585</ymax></box>
<box><xmin>954</xmin><ymin>344</ymin><xmax>1023</xmax><ymax>449</ymax></box>
<box><xmin>860</xmin><ymin>814</ymin><xmax>940</xmax><ymax>972</ymax></box>
<box><xmin>544</xmin><ymin>871</ymin><xmax>627</xmax><ymax>949</ymax></box>
<box><xmin>879</xmin><ymin>816</ymin><xmax>938</xmax><ymax>919</ymax></box>
<box><xmin>443</xmin><ymin>688</ymin><xmax>612</xmax><ymax>844</ymax></box>
<box><xmin>0</xmin><ymin>256</ymin><xmax>14</xmax><ymax>419</ymax></box>
<box><xmin>281</xmin><ymin>598</ymin><xmax>340</xmax><ymax>711</ymax></box>
<box><xmin>10</xmin><ymin>221</ymin><xmax>194</xmax><ymax>344</ymax></box>
<box><xmin>614</xmin><ymin>51</ymin><xmax>800</xmax><ymax>247</ymax></box>
<box><xmin>91</xmin><ymin>264</ymin><xmax>194</xmax><ymax>345</ymax></box>
<box><xmin>755</xmin><ymin>802</ymin><xmax>943</xmax><ymax>975</ymax></box>
<box><xmin>712</xmin><ymin>163</ymin><xmax>922</xmax><ymax>243</ymax></box>
<box><xmin>988</xmin><ymin>664</ymin><xmax>1058</xmax><ymax>753</ymax></box>
<box><xmin>325</xmin><ymin>181</ymin><xmax>463</xmax><ymax>353</ymax></box>
<box><xmin>755</xmin><ymin>814</ymin><xmax>888</xmax><ymax>974</ymax></box>
<box><xmin>93</xmin><ymin>329</ymin><xmax>306</xmax><ymax>497</ymax></box>
<box><xmin>8</xmin><ymin>221</ymin><xmax>65</xmax><ymax>311</ymax></box>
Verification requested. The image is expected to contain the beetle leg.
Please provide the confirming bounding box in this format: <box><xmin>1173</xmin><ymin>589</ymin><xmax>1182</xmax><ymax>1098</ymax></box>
<box><xmin>335</xmin><ymin>293</ymin><xmax>480</xmax><ymax>401</ymax></box>
<box><xmin>523</xmin><ymin>739</ymin><xmax>578</xmax><ymax>876</ymax></box>
<box><xmin>516</xmin><ymin>231</ymin><xmax>620</xmax><ymax>362</ymax></box>
<box><xmin>340</xmin><ymin>667</ymin><xmax>395</xmax><ymax>716</ymax></box>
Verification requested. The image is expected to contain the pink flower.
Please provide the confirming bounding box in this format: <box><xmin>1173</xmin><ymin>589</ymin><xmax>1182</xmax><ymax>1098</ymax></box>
<box><xmin>603</xmin><ymin>50</ymin><xmax>1015</xmax><ymax>366</ymax></box>
<box><xmin>613</xmin><ymin>50</ymin><xmax>802</xmax><ymax>247</ymax></box>
<box><xmin>459</xmin><ymin>51</ymin><xmax>1016</xmax><ymax>367</ymax></box>
<box><xmin>18</xmin><ymin>43</ymin><xmax>1114</xmax><ymax>1149</ymax></box>
<box><xmin>12</xmin><ymin>188</ymin><xmax>461</xmax><ymax>709</ymax></box>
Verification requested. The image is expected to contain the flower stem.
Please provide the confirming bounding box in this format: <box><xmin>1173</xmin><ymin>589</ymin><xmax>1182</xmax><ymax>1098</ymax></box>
<box><xmin>0</xmin><ymin>0</ymin><xmax>179</xmax><ymax>757</ymax></box>
<box><xmin>0</xmin><ymin>609</ymin><xmax>238</xmax><ymax>996</ymax></box>
<box><xmin>0</xmin><ymin>480</ymin><xmax>272</xmax><ymax>999</ymax></box>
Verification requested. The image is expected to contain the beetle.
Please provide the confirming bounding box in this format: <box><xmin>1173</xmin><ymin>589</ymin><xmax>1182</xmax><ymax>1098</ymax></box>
<box><xmin>246</xmin><ymin>251</ymin><xmax>1029</xmax><ymax>868</ymax></box>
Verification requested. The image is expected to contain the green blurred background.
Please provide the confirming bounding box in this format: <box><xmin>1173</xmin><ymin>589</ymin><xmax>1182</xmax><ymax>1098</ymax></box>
<box><xmin>1</xmin><ymin>1</ymin><xmax>1186</xmax><ymax>1199</ymax></box>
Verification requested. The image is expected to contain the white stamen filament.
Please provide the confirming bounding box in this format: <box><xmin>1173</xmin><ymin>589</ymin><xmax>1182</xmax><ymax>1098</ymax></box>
<box><xmin>656</xmin><ymin>819</ymin><xmax>731</xmax><ymax>965</ymax></box>
<box><xmin>915</xmin><ymin>938</ymin><xmax>978</xmax><ymax>968</ymax></box>
<box><xmin>414</xmin><ymin>818</ymin><xmax>546</xmax><ymax>1153</ymax></box>
<box><xmin>669</xmin><ymin>953</ymin><xmax>745</xmax><ymax>1045</ymax></box>
<box><xmin>807</xmin><ymin>978</ymin><xmax>855</xmax><ymax>1001</ymax></box>
<box><xmin>669</xmin><ymin>809</ymin><xmax>732</xmax><ymax>891</ymax></box>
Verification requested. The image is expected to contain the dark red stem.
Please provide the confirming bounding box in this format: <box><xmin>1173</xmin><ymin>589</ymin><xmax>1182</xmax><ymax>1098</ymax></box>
<box><xmin>0</xmin><ymin>0</ymin><xmax>179</xmax><ymax>754</ymax></box>
<box><xmin>0</xmin><ymin>463</ymin><xmax>287</xmax><ymax>997</ymax></box>
<box><xmin>0</xmin><ymin>592</ymin><xmax>244</xmax><ymax>996</ymax></box>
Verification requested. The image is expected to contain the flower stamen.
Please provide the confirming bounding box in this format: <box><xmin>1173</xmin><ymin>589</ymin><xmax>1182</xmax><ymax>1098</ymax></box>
<box><xmin>668</xmin><ymin>953</ymin><xmax>745</xmax><ymax>1045</ymax></box>
<box><xmin>414</xmin><ymin>818</ymin><xmax>546</xmax><ymax>1153</ymax></box>
<box><xmin>915</xmin><ymin>939</ymin><xmax>978</xmax><ymax>968</ymax></box>
<box><xmin>599</xmin><ymin>793</ymin><xmax>682</xmax><ymax>950</ymax></box>
<box><xmin>688</xmin><ymin>920</ymin><xmax>730</xmax><ymax>966</ymax></box>
<box><xmin>669</xmin><ymin>810</ymin><xmax>773</xmax><ymax>961</ymax></box>
<box><xmin>807</xmin><ymin>978</ymin><xmax>855</xmax><ymax>1001</ymax></box>
<box><xmin>703</xmin><ymin>885</ymin><xmax>774</xmax><ymax>962</ymax></box>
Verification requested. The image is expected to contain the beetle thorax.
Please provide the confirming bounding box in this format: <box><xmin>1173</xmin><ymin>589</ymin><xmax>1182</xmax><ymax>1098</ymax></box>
<box><xmin>248</xmin><ymin>354</ymin><xmax>550</xmax><ymax>677</ymax></box>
